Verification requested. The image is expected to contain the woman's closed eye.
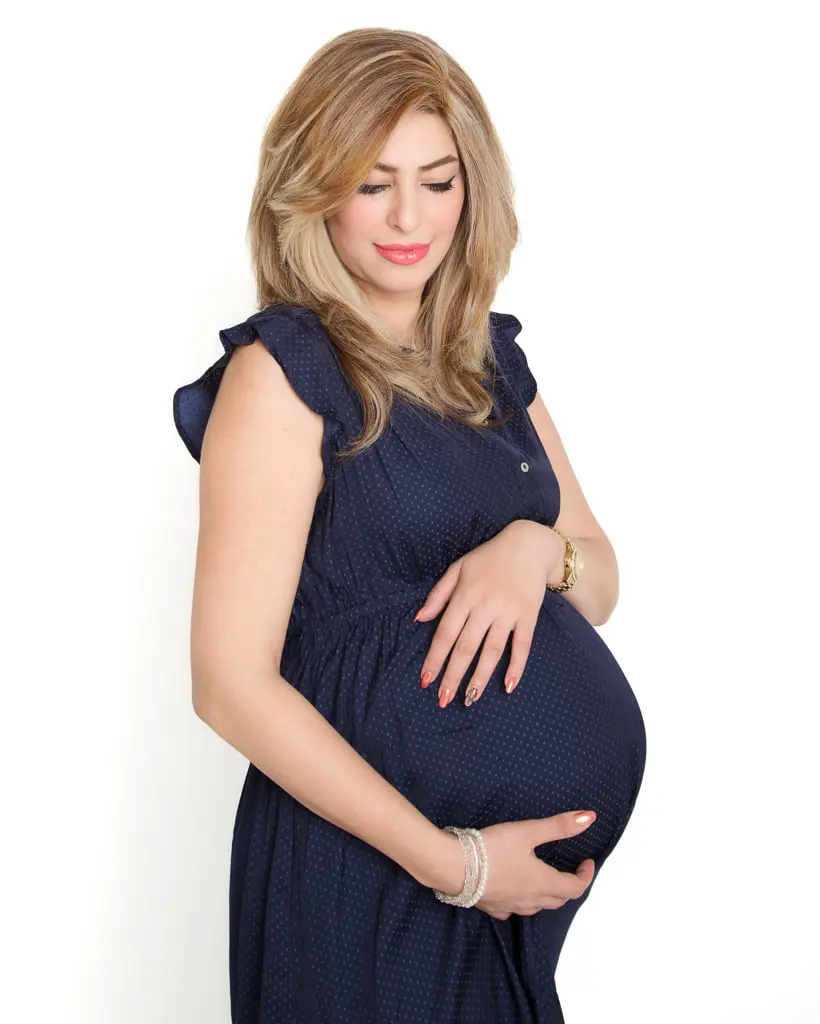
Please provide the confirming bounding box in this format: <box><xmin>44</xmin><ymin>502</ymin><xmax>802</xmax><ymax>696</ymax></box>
<box><xmin>357</xmin><ymin>175</ymin><xmax>457</xmax><ymax>196</ymax></box>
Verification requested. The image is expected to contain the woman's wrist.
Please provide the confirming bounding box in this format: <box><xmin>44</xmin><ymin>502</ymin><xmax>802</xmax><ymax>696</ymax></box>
<box><xmin>527</xmin><ymin>520</ymin><xmax>566</xmax><ymax>586</ymax></box>
<box><xmin>505</xmin><ymin>519</ymin><xmax>565</xmax><ymax>587</ymax></box>
<box><xmin>410</xmin><ymin>826</ymin><xmax>465</xmax><ymax>893</ymax></box>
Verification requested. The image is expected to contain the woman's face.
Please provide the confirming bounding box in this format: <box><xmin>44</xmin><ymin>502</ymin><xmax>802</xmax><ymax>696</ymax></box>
<box><xmin>326</xmin><ymin>110</ymin><xmax>466</xmax><ymax>310</ymax></box>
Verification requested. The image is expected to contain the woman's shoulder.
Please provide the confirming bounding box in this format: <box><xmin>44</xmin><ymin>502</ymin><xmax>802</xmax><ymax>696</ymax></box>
<box><xmin>488</xmin><ymin>309</ymin><xmax>523</xmax><ymax>339</ymax></box>
<box><xmin>226</xmin><ymin>302</ymin><xmax>330</xmax><ymax>346</ymax></box>
<box><xmin>173</xmin><ymin>303</ymin><xmax>356</xmax><ymax>466</ymax></box>
<box><xmin>487</xmin><ymin>309</ymin><xmax>537</xmax><ymax>406</ymax></box>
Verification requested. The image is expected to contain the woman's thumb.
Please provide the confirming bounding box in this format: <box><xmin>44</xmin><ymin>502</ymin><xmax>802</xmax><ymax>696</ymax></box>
<box><xmin>534</xmin><ymin>809</ymin><xmax>597</xmax><ymax>846</ymax></box>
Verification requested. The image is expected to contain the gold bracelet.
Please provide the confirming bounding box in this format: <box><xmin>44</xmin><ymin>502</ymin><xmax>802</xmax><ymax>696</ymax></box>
<box><xmin>545</xmin><ymin>527</ymin><xmax>582</xmax><ymax>593</ymax></box>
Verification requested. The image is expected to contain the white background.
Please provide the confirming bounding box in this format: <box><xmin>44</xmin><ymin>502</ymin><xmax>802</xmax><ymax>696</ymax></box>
<box><xmin>3</xmin><ymin>2</ymin><xmax>818</xmax><ymax>1021</ymax></box>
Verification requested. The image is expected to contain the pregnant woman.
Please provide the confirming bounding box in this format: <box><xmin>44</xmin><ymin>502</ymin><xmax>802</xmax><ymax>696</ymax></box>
<box><xmin>173</xmin><ymin>27</ymin><xmax>646</xmax><ymax>1023</ymax></box>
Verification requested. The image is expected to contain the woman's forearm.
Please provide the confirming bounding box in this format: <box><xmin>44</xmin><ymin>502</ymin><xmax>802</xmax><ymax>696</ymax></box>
<box><xmin>194</xmin><ymin>674</ymin><xmax>465</xmax><ymax>895</ymax></box>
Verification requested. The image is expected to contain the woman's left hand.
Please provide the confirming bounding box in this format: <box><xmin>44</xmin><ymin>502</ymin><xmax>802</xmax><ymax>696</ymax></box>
<box><xmin>414</xmin><ymin>519</ymin><xmax>564</xmax><ymax>707</ymax></box>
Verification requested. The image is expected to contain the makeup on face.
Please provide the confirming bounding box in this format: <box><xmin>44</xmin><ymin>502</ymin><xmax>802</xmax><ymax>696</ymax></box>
<box><xmin>324</xmin><ymin>117</ymin><xmax>465</xmax><ymax>314</ymax></box>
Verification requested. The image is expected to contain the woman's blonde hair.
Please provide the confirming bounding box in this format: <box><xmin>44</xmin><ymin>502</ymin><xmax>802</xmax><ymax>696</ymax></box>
<box><xmin>247</xmin><ymin>27</ymin><xmax>519</xmax><ymax>459</ymax></box>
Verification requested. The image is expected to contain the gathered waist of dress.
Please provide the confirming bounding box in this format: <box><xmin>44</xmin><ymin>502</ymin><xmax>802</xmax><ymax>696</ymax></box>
<box><xmin>288</xmin><ymin>578</ymin><xmax>437</xmax><ymax>635</ymax></box>
<box><xmin>287</xmin><ymin>578</ymin><xmax>565</xmax><ymax>637</ymax></box>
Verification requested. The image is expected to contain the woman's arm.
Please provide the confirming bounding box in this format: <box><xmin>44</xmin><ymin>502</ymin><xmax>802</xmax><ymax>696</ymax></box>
<box><xmin>196</xmin><ymin>667</ymin><xmax>463</xmax><ymax>892</ymax></box>
<box><xmin>189</xmin><ymin>339</ymin><xmax>463</xmax><ymax>895</ymax></box>
<box><xmin>526</xmin><ymin>392</ymin><xmax>620</xmax><ymax>625</ymax></box>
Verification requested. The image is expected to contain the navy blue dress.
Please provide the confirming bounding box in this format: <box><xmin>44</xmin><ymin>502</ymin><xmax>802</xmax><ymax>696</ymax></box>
<box><xmin>173</xmin><ymin>303</ymin><xmax>646</xmax><ymax>1023</ymax></box>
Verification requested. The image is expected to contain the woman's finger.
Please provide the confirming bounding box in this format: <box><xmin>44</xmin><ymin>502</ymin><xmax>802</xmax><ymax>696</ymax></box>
<box><xmin>503</xmin><ymin>614</ymin><xmax>537</xmax><ymax>694</ymax></box>
<box><xmin>435</xmin><ymin>609</ymin><xmax>494</xmax><ymax>707</ymax></box>
<box><xmin>419</xmin><ymin>595</ymin><xmax>472</xmax><ymax>695</ymax></box>
<box><xmin>425</xmin><ymin>602</ymin><xmax>489</xmax><ymax>708</ymax></box>
<box><xmin>462</xmin><ymin>619</ymin><xmax>515</xmax><ymax>705</ymax></box>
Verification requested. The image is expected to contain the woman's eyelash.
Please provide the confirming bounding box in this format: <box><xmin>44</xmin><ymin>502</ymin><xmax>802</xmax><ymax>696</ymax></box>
<box><xmin>357</xmin><ymin>175</ymin><xmax>457</xmax><ymax>196</ymax></box>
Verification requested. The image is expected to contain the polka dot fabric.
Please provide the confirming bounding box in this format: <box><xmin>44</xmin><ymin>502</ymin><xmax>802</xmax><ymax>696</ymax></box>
<box><xmin>173</xmin><ymin>304</ymin><xmax>647</xmax><ymax>1023</ymax></box>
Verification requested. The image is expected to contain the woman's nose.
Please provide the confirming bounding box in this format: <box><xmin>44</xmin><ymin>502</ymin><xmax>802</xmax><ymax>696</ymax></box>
<box><xmin>386</xmin><ymin>187</ymin><xmax>423</xmax><ymax>233</ymax></box>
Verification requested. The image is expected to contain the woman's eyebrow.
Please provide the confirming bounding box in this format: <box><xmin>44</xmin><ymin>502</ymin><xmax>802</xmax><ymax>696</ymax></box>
<box><xmin>373</xmin><ymin>155</ymin><xmax>459</xmax><ymax>173</ymax></box>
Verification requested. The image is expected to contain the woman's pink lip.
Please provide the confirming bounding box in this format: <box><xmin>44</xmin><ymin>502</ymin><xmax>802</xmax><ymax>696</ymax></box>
<box><xmin>374</xmin><ymin>243</ymin><xmax>430</xmax><ymax>265</ymax></box>
<box><xmin>374</xmin><ymin>243</ymin><xmax>430</xmax><ymax>251</ymax></box>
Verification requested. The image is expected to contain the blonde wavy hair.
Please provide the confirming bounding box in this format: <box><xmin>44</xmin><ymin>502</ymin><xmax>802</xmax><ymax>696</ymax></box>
<box><xmin>246</xmin><ymin>27</ymin><xmax>519</xmax><ymax>459</ymax></box>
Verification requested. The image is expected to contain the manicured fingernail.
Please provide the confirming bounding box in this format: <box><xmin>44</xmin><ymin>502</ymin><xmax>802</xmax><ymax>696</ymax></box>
<box><xmin>413</xmin><ymin>606</ymin><xmax>427</xmax><ymax>622</ymax></box>
<box><xmin>438</xmin><ymin>688</ymin><xmax>452</xmax><ymax>708</ymax></box>
<box><xmin>465</xmin><ymin>687</ymin><xmax>479</xmax><ymax>706</ymax></box>
<box><xmin>505</xmin><ymin>676</ymin><xmax>518</xmax><ymax>694</ymax></box>
<box><xmin>420</xmin><ymin>670</ymin><xmax>432</xmax><ymax>688</ymax></box>
<box><xmin>575</xmin><ymin>811</ymin><xmax>595</xmax><ymax>824</ymax></box>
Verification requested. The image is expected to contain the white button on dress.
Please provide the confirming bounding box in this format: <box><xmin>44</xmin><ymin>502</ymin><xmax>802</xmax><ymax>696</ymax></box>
<box><xmin>520</xmin><ymin>461</ymin><xmax>529</xmax><ymax>472</ymax></box>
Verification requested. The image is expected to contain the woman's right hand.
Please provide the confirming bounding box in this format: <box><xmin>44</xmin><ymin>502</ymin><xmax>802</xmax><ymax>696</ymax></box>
<box><xmin>453</xmin><ymin>811</ymin><xmax>597</xmax><ymax>919</ymax></box>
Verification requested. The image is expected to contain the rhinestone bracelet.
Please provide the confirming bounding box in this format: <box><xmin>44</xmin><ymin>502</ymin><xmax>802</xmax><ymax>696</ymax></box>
<box><xmin>433</xmin><ymin>826</ymin><xmax>489</xmax><ymax>908</ymax></box>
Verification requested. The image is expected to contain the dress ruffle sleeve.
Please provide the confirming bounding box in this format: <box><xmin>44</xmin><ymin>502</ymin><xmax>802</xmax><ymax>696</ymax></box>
<box><xmin>172</xmin><ymin>305</ymin><xmax>346</xmax><ymax>475</ymax></box>
<box><xmin>490</xmin><ymin>311</ymin><xmax>538</xmax><ymax>406</ymax></box>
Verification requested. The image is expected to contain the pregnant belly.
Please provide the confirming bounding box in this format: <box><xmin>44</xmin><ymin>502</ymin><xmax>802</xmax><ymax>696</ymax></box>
<box><xmin>357</xmin><ymin>592</ymin><xmax>647</xmax><ymax>874</ymax></box>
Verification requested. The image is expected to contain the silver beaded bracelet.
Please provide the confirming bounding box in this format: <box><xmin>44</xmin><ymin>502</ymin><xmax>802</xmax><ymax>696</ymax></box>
<box><xmin>433</xmin><ymin>826</ymin><xmax>489</xmax><ymax>908</ymax></box>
